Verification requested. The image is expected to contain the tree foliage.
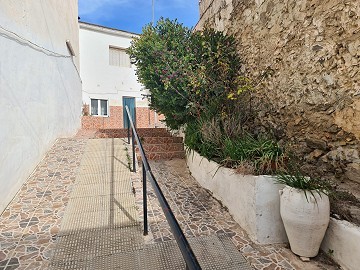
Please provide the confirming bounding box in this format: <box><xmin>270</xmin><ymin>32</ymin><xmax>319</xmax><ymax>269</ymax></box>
<box><xmin>127</xmin><ymin>18</ymin><xmax>193</xmax><ymax>129</ymax></box>
<box><xmin>127</xmin><ymin>18</ymin><xmax>250</xmax><ymax>129</ymax></box>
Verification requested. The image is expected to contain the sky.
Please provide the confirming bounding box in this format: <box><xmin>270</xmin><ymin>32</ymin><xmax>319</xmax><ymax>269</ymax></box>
<box><xmin>78</xmin><ymin>0</ymin><xmax>199</xmax><ymax>34</ymax></box>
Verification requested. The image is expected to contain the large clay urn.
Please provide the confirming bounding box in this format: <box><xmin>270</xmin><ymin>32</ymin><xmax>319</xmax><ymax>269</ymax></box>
<box><xmin>279</xmin><ymin>186</ymin><xmax>330</xmax><ymax>258</ymax></box>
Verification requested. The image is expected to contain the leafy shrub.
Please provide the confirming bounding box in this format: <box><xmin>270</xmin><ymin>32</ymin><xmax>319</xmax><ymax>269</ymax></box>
<box><xmin>128</xmin><ymin>18</ymin><xmax>251</xmax><ymax>129</ymax></box>
<box><xmin>184</xmin><ymin>121</ymin><xmax>221</xmax><ymax>160</ymax></box>
<box><xmin>130</xmin><ymin>17</ymin><xmax>284</xmax><ymax>175</ymax></box>
<box><xmin>127</xmin><ymin>18</ymin><xmax>193</xmax><ymax>129</ymax></box>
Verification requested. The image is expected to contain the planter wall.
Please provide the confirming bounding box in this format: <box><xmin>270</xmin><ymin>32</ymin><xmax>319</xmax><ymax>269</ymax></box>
<box><xmin>186</xmin><ymin>150</ymin><xmax>288</xmax><ymax>244</ymax></box>
<box><xmin>186</xmin><ymin>150</ymin><xmax>360</xmax><ymax>269</ymax></box>
<box><xmin>321</xmin><ymin>218</ymin><xmax>360</xmax><ymax>270</ymax></box>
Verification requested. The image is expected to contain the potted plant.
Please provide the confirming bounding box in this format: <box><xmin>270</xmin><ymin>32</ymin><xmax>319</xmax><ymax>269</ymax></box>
<box><xmin>275</xmin><ymin>169</ymin><xmax>331</xmax><ymax>258</ymax></box>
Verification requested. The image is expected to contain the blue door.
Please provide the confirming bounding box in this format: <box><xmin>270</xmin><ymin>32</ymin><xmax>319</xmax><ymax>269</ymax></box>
<box><xmin>123</xmin><ymin>97</ymin><xmax>136</xmax><ymax>128</ymax></box>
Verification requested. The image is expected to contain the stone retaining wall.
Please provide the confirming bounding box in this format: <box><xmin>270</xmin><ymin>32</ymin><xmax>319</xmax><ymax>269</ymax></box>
<box><xmin>196</xmin><ymin>0</ymin><xmax>360</xmax><ymax>185</ymax></box>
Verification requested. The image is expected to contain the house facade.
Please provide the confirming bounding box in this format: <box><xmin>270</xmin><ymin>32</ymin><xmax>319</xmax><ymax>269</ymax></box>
<box><xmin>79</xmin><ymin>22</ymin><xmax>163</xmax><ymax>130</ymax></box>
<box><xmin>0</xmin><ymin>1</ymin><xmax>82</xmax><ymax>213</ymax></box>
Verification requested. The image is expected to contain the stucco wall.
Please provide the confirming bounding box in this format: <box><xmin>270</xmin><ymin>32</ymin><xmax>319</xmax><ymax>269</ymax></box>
<box><xmin>79</xmin><ymin>22</ymin><xmax>164</xmax><ymax>129</ymax></box>
<box><xmin>196</xmin><ymin>0</ymin><xmax>360</xmax><ymax>185</ymax></box>
<box><xmin>0</xmin><ymin>1</ymin><xmax>82</xmax><ymax>213</ymax></box>
<box><xmin>79</xmin><ymin>22</ymin><xmax>147</xmax><ymax>108</ymax></box>
<box><xmin>186</xmin><ymin>150</ymin><xmax>287</xmax><ymax>244</ymax></box>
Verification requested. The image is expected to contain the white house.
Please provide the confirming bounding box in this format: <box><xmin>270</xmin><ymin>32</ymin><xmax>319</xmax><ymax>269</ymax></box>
<box><xmin>79</xmin><ymin>22</ymin><xmax>162</xmax><ymax>130</ymax></box>
<box><xmin>0</xmin><ymin>1</ymin><xmax>82</xmax><ymax>213</ymax></box>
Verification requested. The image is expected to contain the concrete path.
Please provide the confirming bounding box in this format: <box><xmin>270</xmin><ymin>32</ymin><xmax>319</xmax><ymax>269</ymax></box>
<box><xmin>0</xmin><ymin>137</ymin><xmax>339</xmax><ymax>270</ymax></box>
<box><xmin>49</xmin><ymin>138</ymin><xmax>143</xmax><ymax>269</ymax></box>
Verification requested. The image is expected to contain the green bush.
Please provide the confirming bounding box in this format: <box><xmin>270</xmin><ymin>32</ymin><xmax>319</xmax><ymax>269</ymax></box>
<box><xmin>184</xmin><ymin>121</ymin><xmax>221</xmax><ymax>160</ymax></box>
<box><xmin>129</xmin><ymin>17</ymin><xmax>285</xmax><ymax>175</ymax></box>
<box><xmin>128</xmin><ymin>18</ymin><xmax>250</xmax><ymax>129</ymax></box>
<box><xmin>127</xmin><ymin>18</ymin><xmax>193</xmax><ymax>129</ymax></box>
<box><xmin>222</xmin><ymin>134</ymin><xmax>286</xmax><ymax>174</ymax></box>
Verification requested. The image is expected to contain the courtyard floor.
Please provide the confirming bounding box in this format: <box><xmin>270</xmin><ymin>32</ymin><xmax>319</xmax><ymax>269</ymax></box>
<box><xmin>0</xmin><ymin>137</ymin><xmax>339</xmax><ymax>270</ymax></box>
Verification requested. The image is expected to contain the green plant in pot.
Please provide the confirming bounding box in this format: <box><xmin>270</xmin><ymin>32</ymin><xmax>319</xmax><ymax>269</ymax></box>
<box><xmin>275</xmin><ymin>168</ymin><xmax>331</xmax><ymax>258</ymax></box>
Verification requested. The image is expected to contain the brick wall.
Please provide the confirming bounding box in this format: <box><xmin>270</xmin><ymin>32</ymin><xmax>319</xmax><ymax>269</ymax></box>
<box><xmin>81</xmin><ymin>105</ymin><xmax>164</xmax><ymax>129</ymax></box>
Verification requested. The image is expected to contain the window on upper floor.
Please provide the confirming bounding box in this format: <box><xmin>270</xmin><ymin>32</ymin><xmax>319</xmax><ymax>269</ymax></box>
<box><xmin>109</xmin><ymin>46</ymin><xmax>131</xmax><ymax>68</ymax></box>
<box><xmin>91</xmin><ymin>99</ymin><xmax>108</xmax><ymax>116</ymax></box>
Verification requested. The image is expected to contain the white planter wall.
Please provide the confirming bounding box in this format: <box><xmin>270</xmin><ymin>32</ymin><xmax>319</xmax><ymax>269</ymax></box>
<box><xmin>187</xmin><ymin>150</ymin><xmax>360</xmax><ymax>270</ymax></box>
<box><xmin>321</xmin><ymin>218</ymin><xmax>360</xmax><ymax>270</ymax></box>
<box><xmin>186</xmin><ymin>150</ymin><xmax>288</xmax><ymax>244</ymax></box>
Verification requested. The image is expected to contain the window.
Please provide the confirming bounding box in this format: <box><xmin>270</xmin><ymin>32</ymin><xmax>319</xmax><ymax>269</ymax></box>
<box><xmin>91</xmin><ymin>99</ymin><xmax>108</xmax><ymax>116</ymax></box>
<box><xmin>109</xmin><ymin>46</ymin><xmax>131</xmax><ymax>68</ymax></box>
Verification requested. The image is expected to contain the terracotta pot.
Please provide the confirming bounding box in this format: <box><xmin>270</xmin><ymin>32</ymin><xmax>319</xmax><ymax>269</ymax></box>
<box><xmin>279</xmin><ymin>186</ymin><xmax>330</xmax><ymax>257</ymax></box>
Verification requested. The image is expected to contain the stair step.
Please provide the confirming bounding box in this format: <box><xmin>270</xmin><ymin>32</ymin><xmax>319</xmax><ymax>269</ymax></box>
<box><xmin>95</xmin><ymin>128</ymin><xmax>173</xmax><ymax>139</ymax></box>
<box><xmin>137</xmin><ymin>128</ymin><xmax>172</xmax><ymax>137</ymax></box>
<box><xmin>136</xmin><ymin>136</ymin><xmax>183</xmax><ymax>144</ymax></box>
<box><xmin>137</xmin><ymin>151</ymin><xmax>185</xmax><ymax>160</ymax></box>
<box><xmin>136</xmin><ymin>143</ymin><xmax>184</xmax><ymax>153</ymax></box>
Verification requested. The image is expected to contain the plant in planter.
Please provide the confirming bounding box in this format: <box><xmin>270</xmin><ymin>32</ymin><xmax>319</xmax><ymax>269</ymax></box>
<box><xmin>275</xmin><ymin>169</ymin><xmax>331</xmax><ymax>258</ymax></box>
<box><xmin>221</xmin><ymin>134</ymin><xmax>287</xmax><ymax>175</ymax></box>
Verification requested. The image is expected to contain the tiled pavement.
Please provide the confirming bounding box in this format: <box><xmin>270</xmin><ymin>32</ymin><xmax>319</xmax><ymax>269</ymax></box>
<box><xmin>0</xmin><ymin>137</ymin><xmax>339</xmax><ymax>269</ymax></box>
<box><xmin>0</xmin><ymin>139</ymin><xmax>86</xmax><ymax>269</ymax></box>
<box><xmin>132</xmin><ymin>160</ymin><xmax>340</xmax><ymax>270</ymax></box>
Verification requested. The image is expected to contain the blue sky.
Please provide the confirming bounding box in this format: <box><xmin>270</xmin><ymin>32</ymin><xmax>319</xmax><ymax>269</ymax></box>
<box><xmin>78</xmin><ymin>0</ymin><xmax>199</xmax><ymax>34</ymax></box>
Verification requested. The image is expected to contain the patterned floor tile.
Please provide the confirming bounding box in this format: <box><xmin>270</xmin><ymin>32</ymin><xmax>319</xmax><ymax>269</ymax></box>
<box><xmin>0</xmin><ymin>138</ymin><xmax>339</xmax><ymax>270</ymax></box>
<box><xmin>130</xmin><ymin>158</ymin><xmax>340</xmax><ymax>270</ymax></box>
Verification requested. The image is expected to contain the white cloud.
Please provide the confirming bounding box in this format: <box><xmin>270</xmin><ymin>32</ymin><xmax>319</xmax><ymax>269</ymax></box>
<box><xmin>79</xmin><ymin>0</ymin><xmax>130</xmax><ymax>16</ymax></box>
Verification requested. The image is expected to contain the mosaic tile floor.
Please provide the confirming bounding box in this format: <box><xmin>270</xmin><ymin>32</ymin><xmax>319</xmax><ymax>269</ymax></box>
<box><xmin>131</xmin><ymin>159</ymin><xmax>340</xmax><ymax>270</ymax></box>
<box><xmin>0</xmin><ymin>137</ymin><xmax>339</xmax><ymax>270</ymax></box>
<box><xmin>0</xmin><ymin>138</ymin><xmax>86</xmax><ymax>270</ymax></box>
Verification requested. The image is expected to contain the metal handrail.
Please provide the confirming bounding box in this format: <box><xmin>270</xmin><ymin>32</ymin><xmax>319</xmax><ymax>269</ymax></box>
<box><xmin>125</xmin><ymin>106</ymin><xmax>201</xmax><ymax>270</ymax></box>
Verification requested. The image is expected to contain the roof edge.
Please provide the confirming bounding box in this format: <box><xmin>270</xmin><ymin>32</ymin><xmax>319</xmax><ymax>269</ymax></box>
<box><xmin>79</xmin><ymin>21</ymin><xmax>140</xmax><ymax>37</ymax></box>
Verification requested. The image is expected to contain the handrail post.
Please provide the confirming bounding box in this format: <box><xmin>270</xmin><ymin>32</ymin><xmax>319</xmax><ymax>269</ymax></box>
<box><xmin>127</xmin><ymin>118</ymin><xmax>130</xmax><ymax>144</ymax></box>
<box><xmin>132</xmin><ymin>130</ymin><xmax>136</xmax><ymax>172</ymax></box>
<box><xmin>142</xmin><ymin>162</ymin><xmax>148</xmax><ymax>235</ymax></box>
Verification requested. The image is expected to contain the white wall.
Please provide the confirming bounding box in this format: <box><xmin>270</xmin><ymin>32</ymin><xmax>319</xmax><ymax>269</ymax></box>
<box><xmin>321</xmin><ymin>218</ymin><xmax>360</xmax><ymax>270</ymax></box>
<box><xmin>0</xmin><ymin>1</ymin><xmax>82</xmax><ymax>213</ymax></box>
<box><xmin>79</xmin><ymin>23</ymin><xmax>147</xmax><ymax>108</ymax></box>
<box><xmin>186</xmin><ymin>150</ymin><xmax>288</xmax><ymax>244</ymax></box>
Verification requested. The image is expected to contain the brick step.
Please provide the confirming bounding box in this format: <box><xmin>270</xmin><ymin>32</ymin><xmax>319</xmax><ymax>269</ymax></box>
<box><xmin>137</xmin><ymin>128</ymin><xmax>172</xmax><ymax>137</ymax></box>
<box><xmin>137</xmin><ymin>151</ymin><xmax>185</xmax><ymax>161</ymax></box>
<box><xmin>96</xmin><ymin>129</ymin><xmax>127</xmax><ymax>138</ymax></box>
<box><xmin>136</xmin><ymin>143</ymin><xmax>184</xmax><ymax>153</ymax></box>
<box><xmin>136</xmin><ymin>136</ymin><xmax>183</xmax><ymax>144</ymax></box>
<box><xmin>95</xmin><ymin>128</ymin><xmax>173</xmax><ymax>139</ymax></box>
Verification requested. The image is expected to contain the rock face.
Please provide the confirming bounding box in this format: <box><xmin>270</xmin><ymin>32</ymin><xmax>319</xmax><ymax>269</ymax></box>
<box><xmin>196</xmin><ymin>0</ymin><xmax>360</xmax><ymax>185</ymax></box>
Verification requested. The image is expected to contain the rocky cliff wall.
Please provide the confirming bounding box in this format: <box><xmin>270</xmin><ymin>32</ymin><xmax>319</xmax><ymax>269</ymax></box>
<box><xmin>196</xmin><ymin>0</ymin><xmax>360</xmax><ymax>185</ymax></box>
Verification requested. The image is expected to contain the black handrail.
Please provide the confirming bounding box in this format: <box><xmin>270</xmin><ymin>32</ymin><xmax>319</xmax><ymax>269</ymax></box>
<box><xmin>125</xmin><ymin>106</ymin><xmax>201</xmax><ymax>270</ymax></box>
